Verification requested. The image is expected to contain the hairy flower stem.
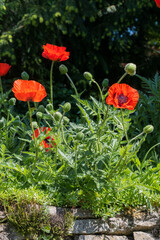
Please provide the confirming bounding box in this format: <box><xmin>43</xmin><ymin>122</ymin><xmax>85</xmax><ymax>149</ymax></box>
<box><xmin>57</xmin><ymin>113</ymin><xmax>65</xmax><ymax>133</ymax></box>
<box><xmin>117</xmin><ymin>72</ymin><xmax>128</xmax><ymax>83</ymax></box>
<box><xmin>129</xmin><ymin>131</ymin><xmax>145</xmax><ymax>142</ymax></box>
<box><xmin>50</xmin><ymin>61</ymin><xmax>54</xmax><ymax>105</ymax></box>
<box><xmin>27</xmin><ymin>101</ymin><xmax>38</xmax><ymax>176</ymax></box>
<box><xmin>65</xmin><ymin>73</ymin><xmax>79</xmax><ymax>97</ymax></box>
<box><xmin>0</xmin><ymin>77</ymin><xmax>3</xmax><ymax>95</ymax></box>
<box><xmin>92</xmin><ymin>79</ymin><xmax>105</xmax><ymax>109</ymax></box>
<box><xmin>142</xmin><ymin>142</ymin><xmax>160</xmax><ymax>165</ymax></box>
<box><xmin>120</xmin><ymin>109</ymin><xmax>129</xmax><ymax>143</ymax></box>
<box><xmin>61</xmin><ymin>125</ymin><xmax>71</xmax><ymax>150</ymax></box>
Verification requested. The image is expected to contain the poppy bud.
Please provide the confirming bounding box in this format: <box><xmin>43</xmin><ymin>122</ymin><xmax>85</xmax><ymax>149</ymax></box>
<box><xmin>9</xmin><ymin>97</ymin><xmax>16</xmax><ymax>106</ymax></box>
<box><xmin>143</xmin><ymin>125</ymin><xmax>154</xmax><ymax>134</ymax></box>
<box><xmin>21</xmin><ymin>71</ymin><xmax>29</xmax><ymax>80</ymax></box>
<box><xmin>63</xmin><ymin>116</ymin><xmax>70</xmax><ymax>124</ymax></box>
<box><xmin>63</xmin><ymin>102</ymin><xmax>71</xmax><ymax>112</ymax></box>
<box><xmin>124</xmin><ymin>63</ymin><xmax>136</xmax><ymax>76</ymax></box>
<box><xmin>54</xmin><ymin>112</ymin><xmax>62</xmax><ymax>121</ymax></box>
<box><xmin>83</xmin><ymin>72</ymin><xmax>93</xmax><ymax>81</ymax></box>
<box><xmin>32</xmin><ymin>121</ymin><xmax>38</xmax><ymax>128</ymax></box>
<box><xmin>36</xmin><ymin>112</ymin><xmax>43</xmax><ymax>119</ymax></box>
<box><xmin>0</xmin><ymin>118</ymin><xmax>5</xmax><ymax>129</ymax></box>
<box><xmin>46</xmin><ymin>103</ymin><xmax>53</xmax><ymax>112</ymax></box>
<box><xmin>59</xmin><ymin>64</ymin><xmax>68</xmax><ymax>74</ymax></box>
<box><xmin>76</xmin><ymin>132</ymin><xmax>84</xmax><ymax>140</ymax></box>
<box><xmin>38</xmin><ymin>105</ymin><xmax>45</xmax><ymax>113</ymax></box>
<box><xmin>102</xmin><ymin>78</ymin><xmax>109</xmax><ymax>88</ymax></box>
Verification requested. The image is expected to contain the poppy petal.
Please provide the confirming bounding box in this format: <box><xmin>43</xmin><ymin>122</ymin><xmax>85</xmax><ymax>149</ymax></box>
<box><xmin>0</xmin><ymin>63</ymin><xmax>11</xmax><ymax>77</ymax></box>
<box><xmin>155</xmin><ymin>0</ymin><xmax>160</xmax><ymax>7</ymax></box>
<box><xmin>12</xmin><ymin>79</ymin><xmax>47</xmax><ymax>102</ymax></box>
<box><xmin>42</xmin><ymin>44</ymin><xmax>70</xmax><ymax>62</ymax></box>
<box><xmin>106</xmin><ymin>83</ymin><xmax>139</xmax><ymax>110</ymax></box>
<box><xmin>32</xmin><ymin>127</ymin><xmax>55</xmax><ymax>151</ymax></box>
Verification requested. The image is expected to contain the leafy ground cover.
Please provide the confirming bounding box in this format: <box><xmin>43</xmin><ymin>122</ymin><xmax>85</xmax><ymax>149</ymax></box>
<box><xmin>0</xmin><ymin>46</ymin><xmax>160</xmax><ymax>226</ymax></box>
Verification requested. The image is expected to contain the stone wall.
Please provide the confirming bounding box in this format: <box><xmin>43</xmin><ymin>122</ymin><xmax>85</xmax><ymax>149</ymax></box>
<box><xmin>0</xmin><ymin>206</ymin><xmax>160</xmax><ymax>239</ymax></box>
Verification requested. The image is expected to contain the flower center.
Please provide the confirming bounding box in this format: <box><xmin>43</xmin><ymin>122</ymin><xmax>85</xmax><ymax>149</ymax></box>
<box><xmin>44</xmin><ymin>138</ymin><xmax>50</xmax><ymax>144</ymax></box>
<box><xmin>117</xmin><ymin>94</ymin><xmax>128</xmax><ymax>106</ymax></box>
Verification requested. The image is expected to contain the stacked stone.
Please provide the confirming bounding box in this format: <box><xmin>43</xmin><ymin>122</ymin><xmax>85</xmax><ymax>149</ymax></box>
<box><xmin>0</xmin><ymin>206</ymin><xmax>160</xmax><ymax>239</ymax></box>
<box><xmin>49</xmin><ymin>206</ymin><xmax>160</xmax><ymax>240</ymax></box>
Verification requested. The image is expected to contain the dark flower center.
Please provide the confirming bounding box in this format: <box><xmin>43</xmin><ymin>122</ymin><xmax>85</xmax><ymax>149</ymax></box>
<box><xmin>117</xmin><ymin>94</ymin><xmax>128</xmax><ymax>106</ymax></box>
<box><xmin>44</xmin><ymin>138</ymin><xmax>50</xmax><ymax>144</ymax></box>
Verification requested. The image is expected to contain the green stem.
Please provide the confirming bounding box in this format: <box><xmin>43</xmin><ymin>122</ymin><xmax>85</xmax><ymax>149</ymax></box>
<box><xmin>74</xmin><ymin>144</ymin><xmax>79</xmax><ymax>186</ymax></box>
<box><xmin>61</xmin><ymin>125</ymin><xmax>71</xmax><ymax>150</ymax></box>
<box><xmin>65</xmin><ymin>73</ymin><xmax>79</xmax><ymax>96</ymax></box>
<box><xmin>107</xmin><ymin>133</ymin><xmax>146</xmax><ymax>181</ymax></box>
<box><xmin>117</xmin><ymin>72</ymin><xmax>128</xmax><ymax>83</ymax></box>
<box><xmin>96</xmin><ymin>105</ymin><xmax>110</xmax><ymax>153</ymax></box>
<box><xmin>92</xmin><ymin>79</ymin><xmax>105</xmax><ymax>108</ymax></box>
<box><xmin>50</xmin><ymin>61</ymin><xmax>54</xmax><ymax>105</ymax></box>
<box><xmin>130</xmin><ymin>131</ymin><xmax>145</xmax><ymax>143</ymax></box>
<box><xmin>55</xmin><ymin>144</ymin><xmax>58</xmax><ymax>171</ymax></box>
<box><xmin>7</xmin><ymin>109</ymin><xmax>10</xmax><ymax>125</ymax></box>
<box><xmin>117</xmin><ymin>136</ymin><xmax>146</xmax><ymax>175</ymax></box>
<box><xmin>142</xmin><ymin>142</ymin><xmax>160</xmax><ymax>164</ymax></box>
<box><xmin>97</xmin><ymin>105</ymin><xmax>109</xmax><ymax>147</ymax></box>
<box><xmin>101</xmin><ymin>105</ymin><xmax>109</xmax><ymax>127</ymax></box>
<box><xmin>0</xmin><ymin>77</ymin><xmax>3</xmax><ymax>95</ymax></box>
<box><xmin>27</xmin><ymin>101</ymin><xmax>38</xmax><ymax>176</ymax></box>
<box><xmin>107</xmin><ymin>146</ymin><xmax>128</xmax><ymax>181</ymax></box>
<box><xmin>57</xmin><ymin>112</ymin><xmax>65</xmax><ymax>133</ymax></box>
<box><xmin>120</xmin><ymin>109</ymin><xmax>129</xmax><ymax>143</ymax></box>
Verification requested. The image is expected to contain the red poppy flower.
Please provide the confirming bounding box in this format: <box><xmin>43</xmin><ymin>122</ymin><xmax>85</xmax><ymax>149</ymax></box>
<box><xmin>12</xmin><ymin>79</ymin><xmax>47</xmax><ymax>102</ymax></box>
<box><xmin>34</xmin><ymin>127</ymin><xmax>55</xmax><ymax>151</ymax></box>
<box><xmin>155</xmin><ymin>0</ymin><xmax>160</xmax><ymax>7</ymax></box>
<box><xmin>0</xmin><ymin>63</ymin><xmax>11</xmax><ymax>77</ymax></box>
<box><xmin>106</xmin><ymin>83</ymin><xmax>139</xmax><ymax>110</ymax></box>
<box><xmin>42</xmin><ymin>44</ymin><xmax>70</xmax><ymax>61</ymax></box>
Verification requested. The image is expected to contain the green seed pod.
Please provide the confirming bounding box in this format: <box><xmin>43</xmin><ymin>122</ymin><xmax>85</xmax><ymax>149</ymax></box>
<box><xmin>46</xmin><ymin>103</ymin><xmax>53</xmax><ymax>112</ymax></box>
<box><xmin>9</xmin><ymin>97</ymin><xmax>16</xmax><ymax>106</ymax></box>
<box><xmin>83</xmin><ymin>72</ymin><xmax>93</xmax><ymax>81</ymax></box>
<box><xmin>0</xmin><ymin>118</ymin><xmax>5</xmax><ymax>129</ymax></box>
<box><xmin>59</xmin><ymin>64</ymin><xmax>68</xmax><ymax>74</ymax></box>
<box><xmin>32</xmin><ymin>121</ymin><xmax>38</xmax><ymax>128</ymax></box>
<box><xmin>102</xmin><ymin>78</ymin><xmax>109</xmax><ymax>88</ymax></box>
<box><xmin>143</xmin><ymin>125</ymin><xmax>154</xmax><ymax>134</ymax></box>
<box><xmin>63</xmin><ymin>102</ymin><xmax>71</xmax><ymax>112</ymax></box>
<box><xmin>21</xmin><ymin>71</ymin><xmax>29</xmax><ymax>80</ymax></box>
<box><xmin>38</xmin><ymin>105</ymin><xmax>45</xmax><ymax>113</ymax></box>
<box><xmin>63</xmin><ymin>116</ymin><xmax>70</xmax><ymax>124</ymax></box>
<box><xmin>36</xmin><ymin>112</ymin><xmax>43</xmax><ymax>119</ymax></box>
<box><xmin>54</xmin><ymin>112</ymin><xmax>62</xmax><ymax>121</ymax></box>
<box><xmin>124</xmin><ymin>63</ymin><xmax>136</xmax><ymax>76</ymax></box>
<box><xmin>76</xmin><ymin>132</ymin><xmax>84</xmax><ymax>140</ymax></box>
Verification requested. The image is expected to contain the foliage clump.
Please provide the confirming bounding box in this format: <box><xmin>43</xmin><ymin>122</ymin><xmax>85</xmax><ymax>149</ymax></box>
<box><xmin>4</xmin><ymin>196</ymin><xmax>74</xmax><ymax>239</ymax></box>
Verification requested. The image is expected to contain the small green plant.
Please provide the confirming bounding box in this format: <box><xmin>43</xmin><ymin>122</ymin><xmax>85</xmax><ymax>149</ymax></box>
<box><xmin>4</xmin><ymin>196</ymin><xmax>74</xmax><ymax>239</ymax></box>
<box><xmin>5</xmin><ymin>198</ymin><xmax>49</xmax><ymax>237</ymax></box>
